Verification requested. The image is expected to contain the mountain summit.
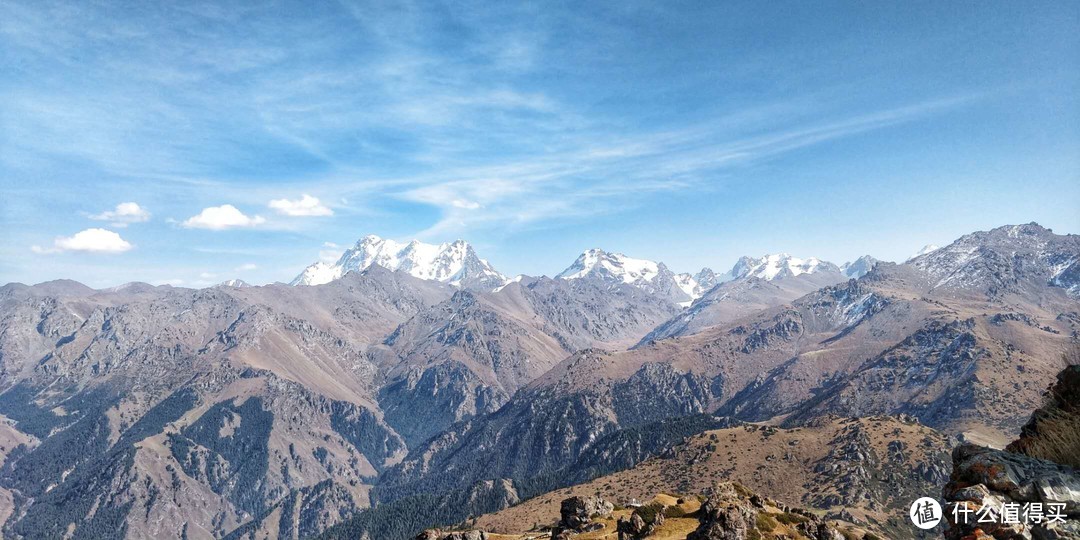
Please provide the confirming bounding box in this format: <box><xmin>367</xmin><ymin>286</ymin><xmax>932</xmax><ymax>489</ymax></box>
<box><xmin>840</xmin><ymin>255</ymin><xmax>880</xmax><ymax>279</ymax></box>
<box><xmin>291</xmin><ymin>235</ymin><xmax>507</xmax><ymax>289</ymax></box>
<box><xmin>556</xmin><ymin>248</ymin><xmax>713</xmax><ymax>306</ymax></box>
<box><xmin>556</xmin><ymin>248</ymin><xmax>662</xmax><ymax>285</ymax></box>
<box><xmin>728</xmin><ymin>253</ymin><xmax>839</xmax><ymax>281</ymax></box>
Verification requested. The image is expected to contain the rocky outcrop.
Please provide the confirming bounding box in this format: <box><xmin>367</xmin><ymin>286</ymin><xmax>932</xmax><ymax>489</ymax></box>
<box><xmin>1007</xmin><ymin>364</ymin><xmax>1080</xmax><ymax>469</ymax></box>
<box><xmin>944</xmin><ymin>364</ymin><xmax>1080</xmax><ymax>539</ymax></box>
<box><xmin>943</xmin><ymin>444</ymin><xmax>1079</xmax><ymax>539</ymax></box>
<box><xmin>616</xmin><ymin>502</ymin><xmax>665</xmax><ymax>539</ymax></box>
<box><xmin>550</xmin><ymin>495</ymin><xmax>613</xmax><ymax>537</ymax></box>
<box><xmin>687</xmin><ymin>483</ymin><xmax>843</xmax><ymax>540</ymax></box>
<box><xmin>415</xmin><ymin>529</ymin><xmax>487</xmax><ymax>540</ymax></box>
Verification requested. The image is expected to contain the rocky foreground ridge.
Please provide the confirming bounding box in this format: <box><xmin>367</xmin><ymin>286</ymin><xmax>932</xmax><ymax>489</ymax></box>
<box><xmin>417</xmin><ymin>483</ymin><xmax>851</xmax><ymax>540</ymax></box>
<box><xmin>406</xmin><ymin>365</ymin><xmax>1080</xmax><ymax>540</ymax></box>
<box><xmin>943</xmin><ymin>364</ymin><xmax>1080</xmax><ymax>540</ymax></box>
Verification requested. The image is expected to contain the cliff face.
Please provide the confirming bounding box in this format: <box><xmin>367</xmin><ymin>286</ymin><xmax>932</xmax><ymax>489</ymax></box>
<box><xmin>1006</xmin><ymin>364</ymin><xmax>1080</xmax><ymax>469</ymax></box>
<box><xmin>943</xmin><ymin>364</ymin><xmax>1080</xmax><ymax>540</ymax></box>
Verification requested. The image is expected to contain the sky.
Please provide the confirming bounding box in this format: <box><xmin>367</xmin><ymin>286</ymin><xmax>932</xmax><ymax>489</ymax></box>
<box><xmin>1</xmin><ymin>0</ymin><xmax>1078</xmax><ymax>287</ymax></box>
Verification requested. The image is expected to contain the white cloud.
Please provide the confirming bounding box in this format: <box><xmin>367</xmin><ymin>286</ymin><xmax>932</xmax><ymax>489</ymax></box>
<box><xmin>89</xmin><ymin>202</ymin><xmax>150</xmax><ymax>226</ymax></box>
<box><xmin>32</xmin><ymin>228</ymin><xmax>133</xmax><ymax>254</ymax></box>
<box><xmin>268</xmin><ymin>194</ymin><xmax>333</xmax><ymax>216</ymax></box>
<box><xmin>235</xmin><ymin>263</ymin><xmax>258</xmax><ymax>271</ymax></box>
<box><xmin>182</xmin><ymin>205</ymin><xmax>265</xmax><ymax>230</ymax></box>
<box><xmin>451</xmin><ymin>199</ymin><xmax>481</xmax><ymax>210</ymax></box>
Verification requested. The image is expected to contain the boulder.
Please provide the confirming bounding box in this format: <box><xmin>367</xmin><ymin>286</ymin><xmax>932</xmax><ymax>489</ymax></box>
<box><xmin>943</xmin><ymin>444</ymin><xmax>1080</xmax><ymax>540</ymax></box>
<box><xmin>415</xmin><ymin>530</ymin><xmax>487</xmax><ymax>540</ymax></box>
<box><xmin>616</xmin><ymin>503</ymin><xmax>666</xmax><ymax>539</ymax></box>
<box><xmin>551</xmin><ymin>495</ymin><xmax>613</xmax><ymax>538</ymax></box>
<box><xmin>559</xmin><ymin>495</ymin><xmax>614</xmax><ymax>528</ymax></box>
<box><xmin>687</xmin><ymin>483</ymin><xmax>843</xmax><ymax>540</ymax></box>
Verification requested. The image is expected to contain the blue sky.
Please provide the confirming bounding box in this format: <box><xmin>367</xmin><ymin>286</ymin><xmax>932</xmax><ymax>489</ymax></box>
<box><xmin>1</xmin><ymin>1</ymin><xmax>1078</xmax><ymax>287</ymax></box>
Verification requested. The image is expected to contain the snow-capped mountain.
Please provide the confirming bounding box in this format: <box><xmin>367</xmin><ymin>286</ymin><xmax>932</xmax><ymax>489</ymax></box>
<box><xmin>908</xmin><ymin>223</ymin><xmax>1080</xmax><ymax>296</ymax></box>
<box><xmin>673</xmin><ymin>268</ymin><xmax>720</xmax><ymax>301</ymax></box>
<box><xmin>556</xmin><ymin>248</ymin><xmax>713</xmax><ymax>306</ymax></box>
<box><xmin>217</xmin><ymin>279</ymin><xmax>251</xmax><ymax>288</ymax></box>
<box><xmin>557</xmin><ymin>248</ymin><xmax>660</xmax><ymax>284</ymax></box>
<box><xmin>907</xmin><ymin>244</ymin><xmax>940</xmax><ymax>261</ymax></box>
<box><xmin>727</xmin><ymin>253</ymin><xmax>841</xmax><ymax>281</ymax></box>
<box><xmin>840</xmin><ymin>255</ymin><xmax>880</xmax><ymax>279</ymax></box>
<box><xmin>291</xmin><ymin>235</ymin><xmax>507</xmax><ymax>290</ymax></box>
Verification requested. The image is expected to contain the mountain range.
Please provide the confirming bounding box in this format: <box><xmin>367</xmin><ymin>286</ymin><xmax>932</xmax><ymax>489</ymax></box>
<box><xmin>291</xmin><ymin>235</ymin><xmax>881</xmax><ymax>304</ymax></box>
<box><xmin>0</xmin><ymin>223</ymin><xmax>1076</xmax><ymax>539</ymax></box>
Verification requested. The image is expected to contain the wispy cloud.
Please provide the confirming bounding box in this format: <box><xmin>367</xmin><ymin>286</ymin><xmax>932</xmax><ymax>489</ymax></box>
<box><xmin>268</xmin><ymin>194</ymin><xmax>334</xmax><ymax>216</ymax></box>
<box><xmin>89</xmin><ymin>202</ymin><xmax>151</xmax><ymax>227</ymax></box>
<box><xmin>391</xmin><ymin>94</ymin><xmax>981</xmax><ymax>238</ymax></box>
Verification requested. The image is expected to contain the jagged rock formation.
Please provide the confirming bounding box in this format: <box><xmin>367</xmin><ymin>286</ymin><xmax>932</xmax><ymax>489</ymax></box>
<box><xmin>415</xmin><ymin>529</ymin><xmax>487</xmax><ymax>540</ymax></box>
<box><xmin>943</xmin><ymin>363</ymin><xmax>1080</xmax><ymax>540</ymax></box>
<box><xmin>550</xmin><ymin>495</ymin><xmax>612</xmax><ymax>537</ymax></box>
<box><xmin>943</xmin><ymin>445</ymin><xmax>1079</xmax><ymax>539</ymax></box>
<box><xmin>689</xmin><ymin>483</ymin><xmax>844</xmax><ymax>540</ymax></box>
<box><xmin>1007</xmin><ymin>363</ymin><xmax>1080</xmax><ymax>468</ymax></box>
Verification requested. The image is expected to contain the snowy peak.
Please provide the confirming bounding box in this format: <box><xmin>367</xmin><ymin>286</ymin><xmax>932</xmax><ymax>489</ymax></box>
<box><xmin>729</xmin><ymin>253</ymin><xmax>840</xmax><ymax>281</ymax></box>
<box><xmin>556</xmin><ymin>248</ymin><xmax>660</xmax><ymax>285</ymax></box>
<box><xmin>557</xmin><ymin>248</ymin><xmax>711</xmax><ymax>306</ymax></box>
<box><xmin>673</xmin><ymin>268</ymin><xmax>719</xmax><ymax>301</ymax></box>
<box><xmin>693</xmin><ymin>268</ymin><xmax>719</xmax><ymax>288</ymax></box>
<box><xmin>907</xmin><ymin>222</ymin><xmax>1080</xmax><ymax>294</ymax></box>
<box><xmin>907</xmin><ymin>244</ymin><xmax>940</xmax><ymax>261</ymax></box>
<box><xmin>291</xmin><ymin>235</ymin><xmax>507</xmax><ymax>289</ymax></box>
<box><xmin>217</xmin><ymin>279</ymin><xmax>251</xmax><ymax>288</ymax></box>
<box><xmin>840</xmin><ymin>255</ymin><xmax>880</xmax><ymax>279</ymax></box>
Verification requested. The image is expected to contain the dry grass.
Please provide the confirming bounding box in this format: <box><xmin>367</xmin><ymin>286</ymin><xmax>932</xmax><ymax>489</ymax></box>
<box><xmin>473</xmin><ymin>417</ymin><xmax>946</xmax><ymax>535</ymax></box>
<box><xmin>1009</xmin><ymin>405</ymin><xmax>1080</xmax><ymax>468</ymax></box>
<box><xmin>1007</xmin><ymin>360</ymin><xmax>1080</xmax><ymax>468</ymax></box>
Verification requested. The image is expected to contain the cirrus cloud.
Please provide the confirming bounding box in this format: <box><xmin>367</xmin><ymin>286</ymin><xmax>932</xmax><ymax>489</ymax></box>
<box><xmin>268</xmin><ymin>194</ymin><xmax>333</xmax><ymax>217</ymax></box>
<box><xmin>32</xmin><ymin>228</ymin><xmax>133</xmax><ymax>254</ymax></box>
<box><xmin>182</xmin><ymin>205</ymin><xmax>266</xmax><ymax>230</ymax></box>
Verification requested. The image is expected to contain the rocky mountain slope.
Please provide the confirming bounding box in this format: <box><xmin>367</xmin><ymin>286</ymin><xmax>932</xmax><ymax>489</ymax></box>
<box><xmin>386</xmin><ymin>416</ymin><xmax>951</xmax><ymax>540</ymax></box>
<box><xmin>380</xmin><ymin>224</ymin><xmax>1078</xmax><ymax>519</ymax></box>
<box><xmin>0</xmin><ymin>269</ymin><xmax>457</xmax><ymax>539</ymax></box>
<box><xmin>942</xmin><ymin>363</ymin><xmax>1079</xmax><ymax>539</ymax></box>
<box><xmin>0</xmin><ymin>222</ymin><xmax>1074</xmax><ymax>539</ymax></box>
<box><xmin>0</xmin><ymin>261</ymin><xmax>681</xmax><ymax>538</ymax></box>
